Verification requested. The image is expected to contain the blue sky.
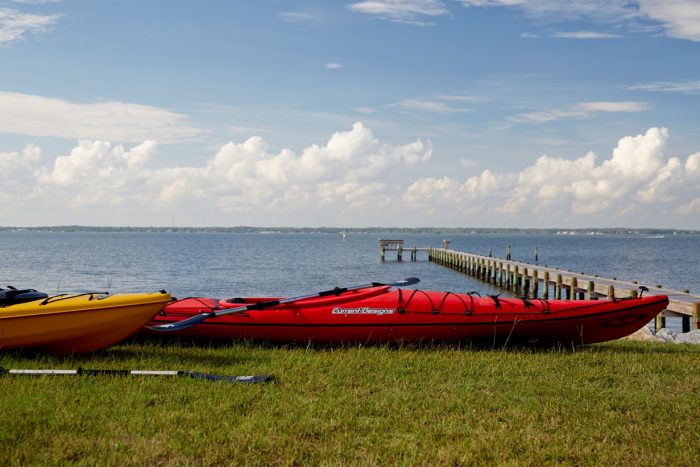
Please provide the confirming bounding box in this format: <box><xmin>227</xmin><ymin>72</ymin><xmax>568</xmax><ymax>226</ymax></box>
<box><xmin>1</xmin><ymin>0</ymin><xmax>699</xmax><ymax>228</ymax></box>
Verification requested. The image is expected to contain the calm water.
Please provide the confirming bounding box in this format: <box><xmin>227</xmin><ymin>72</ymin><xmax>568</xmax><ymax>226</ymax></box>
<box><xmin>1</xmin><ymin>231</ymin><xmax>697</xmax><ymax>299</ymax></box>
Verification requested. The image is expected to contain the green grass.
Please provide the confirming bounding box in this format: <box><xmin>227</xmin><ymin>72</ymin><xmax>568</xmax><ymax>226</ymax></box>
<box><xmin>1</xmin><ymin>339</ymin><xmax>699</xmax><ymax>465</ymax></box>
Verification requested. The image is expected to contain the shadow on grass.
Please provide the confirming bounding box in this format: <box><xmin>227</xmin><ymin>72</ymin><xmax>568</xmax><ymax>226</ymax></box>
<box><xmin>124</xmin><ymin>334</ymin><xmax>698</xmax><ymax>356</ymax></box>
<box><xmin>1</xmin><ymin>339</ymin><xmax>266</xmax><ymax>368</ymax></box>
<box><xmin>3</xmin><ymin>336</ymin><xmax>694</xmax><ymax>369</ymax></box>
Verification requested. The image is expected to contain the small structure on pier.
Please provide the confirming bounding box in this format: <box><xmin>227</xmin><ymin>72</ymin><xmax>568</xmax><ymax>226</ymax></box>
<box><xmin>380</xmin><ymin>240</ymin><xmax>404</xmax><ymax>261</ymax></box>
<box><xmin>379</xmin><ymin>239</ymin><xmax>432</xmax><ymax>261</ymax></box>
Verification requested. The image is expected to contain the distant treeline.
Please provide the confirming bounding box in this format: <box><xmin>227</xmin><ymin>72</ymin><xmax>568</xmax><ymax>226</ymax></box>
<box><xmin>1</xmin><ymin>226</ymin><xmax>698</xmax><ymax>235</ymax></box>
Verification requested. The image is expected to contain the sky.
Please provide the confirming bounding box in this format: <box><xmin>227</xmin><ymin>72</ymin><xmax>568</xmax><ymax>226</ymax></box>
<box><xmin>1</xmin><ymin>0</ymin><xmax>699</xmax><ymax>229</ymax></box>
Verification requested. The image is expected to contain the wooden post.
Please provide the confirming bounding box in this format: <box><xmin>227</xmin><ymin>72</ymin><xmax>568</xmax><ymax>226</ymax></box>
<box><xmin>543</xmin><ymin>271</ymin><xmax>550</xmax><ymax>299</ymax></box>
<box><xmin>513</xmin><ymin>266</ymin><xmax>520</xmax><ymax>293</ymax></box>
<box><xmin>682</xmin><ymin>316</ymin><xmax>690</xmax><ymax>333</ymax></box>
<box><xmin>607</xmin><ymin>285</ymin><xmax>615</xmax><ymax>300</ymax></box>
<box><xmin>532</xmin><ymin>269</ymin><xmax>539</xmax><ymax>298</ymax></box>
<box><xmin>692</xmin><ymin>303</ymin><xmax>699</xmax><ymax>331</ymax></box>
<box><xmin>523</xmin><ymin>268</ymin><xmax>529</xmax><ymax>297</ymax></box>
<box><xmin>555</xmin><ymin>274</ymin><xmax>562</xmax><ymax>300</ymax></box>
<box><xmin>655</xmin><ymin>311</ymin><xmax>665</xmax><ymax>332</ymax></box>
<box><xmin>587</xmin><ymin>281</ymin><xmax>595</xmax><ymax>300</ymax></box>
<box><xmin>380</xmin><ymin>245</ymin><xmax>385</xmax><ymax>262</ymax></box>
<box><xmin>571</xmin><ymin>277</ymin><xmax>578</xmax><ymax>300</ymax></box>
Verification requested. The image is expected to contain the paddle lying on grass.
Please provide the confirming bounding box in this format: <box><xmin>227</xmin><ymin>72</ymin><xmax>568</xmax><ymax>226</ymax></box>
<box><xmin>146</xmin><ymin>276</ymin><xmax>421</xmax><ymax>332</ymax></box>
<box><xmin>0</xmin><ymin>367</ymin><xmax>273</xmax><ymax>383</ymax></box>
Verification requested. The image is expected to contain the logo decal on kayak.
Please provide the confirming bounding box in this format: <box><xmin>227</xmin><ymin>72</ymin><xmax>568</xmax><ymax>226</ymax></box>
<box><xmin>331</xmin><ymin>307</ymin><xmax>395</xmax><ymax>316</ymax></box>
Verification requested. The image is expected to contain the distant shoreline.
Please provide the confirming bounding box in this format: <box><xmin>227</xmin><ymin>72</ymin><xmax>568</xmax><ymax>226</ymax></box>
<box><xmin>1</xmin><ymin>226</ymin><xmax>698</xmax><ymax>235</ymax></box>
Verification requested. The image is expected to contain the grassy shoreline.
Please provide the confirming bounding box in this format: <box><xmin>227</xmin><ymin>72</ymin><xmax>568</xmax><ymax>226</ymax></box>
<box><xmin>2</xmin><ymin>340</ymin><xmax>699</xmax><ymax>464</ymax></box>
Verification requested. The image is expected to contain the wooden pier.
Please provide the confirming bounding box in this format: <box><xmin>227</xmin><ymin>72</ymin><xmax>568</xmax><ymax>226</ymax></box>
<box><xmin>427</xmin><ymin>248</ymin><xmax>700</xmax><ymax>332</ymax></box>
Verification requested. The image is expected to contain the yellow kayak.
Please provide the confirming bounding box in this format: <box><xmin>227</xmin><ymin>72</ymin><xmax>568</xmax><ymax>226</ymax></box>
<box><xmin>0</xmin><ymin>291</ymin><xmax>171</xmax><ymax>354</ymax></box>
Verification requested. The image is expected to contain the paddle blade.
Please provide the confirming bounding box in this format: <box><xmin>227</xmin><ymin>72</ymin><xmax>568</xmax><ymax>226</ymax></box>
<box><xmin>390</xmin><ymin>277</ymin><xmax>420</xmax><ymax>287</ymax></box>
<box><xmin>182</xmin><ymin>371</ymin><xmax>275</xmax><ymax>383</ymax></box>
<box><xmin>145</xmin><ymin>312</ymin><xmax>211</xmax><ymax>332</ymax></box>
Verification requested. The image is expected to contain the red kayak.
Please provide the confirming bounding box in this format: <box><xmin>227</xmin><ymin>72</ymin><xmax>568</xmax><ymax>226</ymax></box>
<box><xmin>143</xmin><ymin>285</ymin><xmax>668</xmax><ymax>345</ymax></box>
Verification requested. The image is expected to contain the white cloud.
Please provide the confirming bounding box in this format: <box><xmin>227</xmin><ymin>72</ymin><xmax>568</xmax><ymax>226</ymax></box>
<box><xmin>348</xmin><ymin>0</ymin><xmax>700</xmax><ymax>41</ymax></box>
<box><xmin>1</xmin><ymin>122</ymin><xmax>432</xmax><ymax>220</ymax></box>
<box><xmin>278</xmin><ymin>11</ymin><xmax>320</xmax><ymax>24</ymax></box>
<box><xmin>402</xmin><ymin>127</ymin><xmax>700</xmax><ymax>226</ymax></box>
<box><xmin>355</xmin><ymin>107</ymin><xmax>378</xmax><ymax>114</ymax></box>
<box><xmin>576</xmin><ymin>101</ymin><xmax>648</xmax><ymax>112</ymax></box>
<box><xmin>509</xmin><ymin>101</ymin><xmax>648</xmax><ymax>124</ymax></box>
<box><xmin>458</xmin><ymin>1</ymin><xmax>638</xmax><ymax>21</ymax></box>
<box><xmin>436</xmin><ymin>94</ymin><xmax>482</xmax><ymax>102</ymax></box>
<box><xmin>458</xmin><ymin>1</ymin><xmax>700</xmax><ymax>42</ymax></box>
<box><xmin>396</xmin><ymin>99</ymin><xmax>463</xmax><ymax>113</ymax></box>
<box><xmin>0</xmin><ymin>92</ymin><xmax>207</xmax><ymax>143</ymax></box>
<box><xmin>551</xmin><ymin>31</ymin><xmax>623</xmax><ymax>39</ymax></box>
<box><xmin>685</xmin><ymin>152</ymin><xmax>700</xmax><ymax>178</ymax></box>
<box><xmin>639</xmin><ymin>0</ymin><xmax>700</xmax><ymax>41</ymax></box>
<box><xmin>347</xmin><ymin>0</ymin><xmax>448</xmax><ymax>26</ymax></box>
<box><xmin>395</xmin><ymin>95</ymin><xmax>475</xmax><ymax>113</ymax></box>
<box><xmin>628</xmin><ymin>80</ymin><xmax>700</xmax><ymax>94</ymax></box>
<box><xmin>324</xmin><ymin>63</ymin><xmax>343</xmax><ymax>69</ymax></box>
<box><xmin>201</xmin><ymin>120</ymin><xmax>433</xmax><ymax>212</ymax></box>
<box><xmin>0</xmin><ymin>7</ymin><xmax>59</xmax><ymax>46</ymax></box>
<box><xmin>0</xmin><ymin>6</ymin><xmax>58</xmax><ymax>44</ymax></box>
<box><xmin>0</xmin><ymin>144</ymin><xmax>42</xmax><ymax>202</ymax></box>
<box><xmin>2</xmin><ymin>125</ymin><xmax>698</xmax><ymax>228</ymax></box>
<box><xmin>36</xmin><ymin>140</ymin><xmax>160</xmax><ymax>208</ymax></box>
<box><xmin>677</xmin><ymin>198</ymin><xmax>700</xmax><ymax>216</ymax></box>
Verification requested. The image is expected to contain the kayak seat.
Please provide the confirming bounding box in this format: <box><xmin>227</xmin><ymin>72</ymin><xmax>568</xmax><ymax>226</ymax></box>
<box><xmin>224</xmin><ymin>297</ymin><xmax>247</xmax><ymax>303</ymax></box>
<box><xmin>0</xmin><ymin>287</ymin><xmax>49</xmax><ymax>306</ymax></box>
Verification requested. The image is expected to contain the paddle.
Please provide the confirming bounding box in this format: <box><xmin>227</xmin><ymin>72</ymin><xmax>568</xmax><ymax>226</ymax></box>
<box><xmin>0</xmin><ymin>367</ymin><xmax>273</xmax><ymax>384</ymax></box>
<box><xmin>146</xmin><ymin>277</ymin><xmax>420</xmax><ymax>332</ymax></box>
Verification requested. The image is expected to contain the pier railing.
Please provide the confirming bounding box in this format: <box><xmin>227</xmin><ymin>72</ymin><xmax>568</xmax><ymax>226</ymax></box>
<box><xmin>428</xmin><ymin>247</ymin><xmax>700</xmax><ymax>332</ymax></box>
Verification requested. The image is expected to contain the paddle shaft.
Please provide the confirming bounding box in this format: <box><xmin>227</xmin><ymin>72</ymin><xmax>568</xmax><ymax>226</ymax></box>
<box><xmin>213</xmin><ymin>277</ymin><xmax>419</xmax><ymax>319</ymax></box>
<box><xmin>147</xmin><ymin>277</ymin><xmax>420</xmax><ymax>331</ymax></box>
